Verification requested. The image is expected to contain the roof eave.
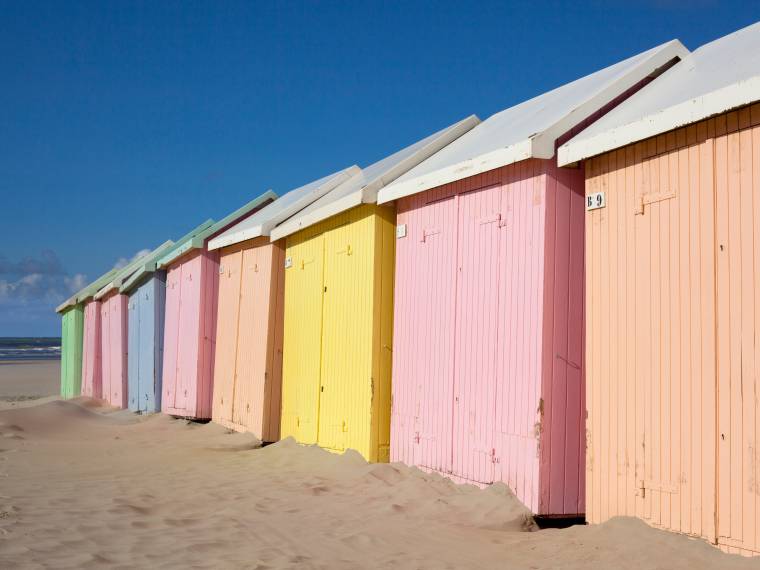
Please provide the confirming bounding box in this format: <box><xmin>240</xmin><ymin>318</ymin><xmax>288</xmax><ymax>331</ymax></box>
<box><xmin>533</xmin><ymin>39</ymin><xmax>689</xmax><ymax>162</ymax></box>
<box><xmin>207</xmin><ymin>224</ymin><xmax>265</xmax><ymax>251</ymax></box>
<box><xmin>207</xmin><ymin>166</ymin><xmax>361</xmax><ymax>250</ymax></box>
<box><xmin>377</xmin><ymin>139</ymin><xmax>533</xmax><ymax>204</ymax></box>
<box><xmin>270</xmin><ymin>191</ymin><xmax>364</xmax><ymax>241</ymax></box>
<box><xmin>559</xmin><ymin>75</ymin><xmax>760</xmax><ymax>165</ymax></box>
<box><xmin>55</xmin><ymin>296</ymin><xmax>78</xmax><ymax>314</ymax></box>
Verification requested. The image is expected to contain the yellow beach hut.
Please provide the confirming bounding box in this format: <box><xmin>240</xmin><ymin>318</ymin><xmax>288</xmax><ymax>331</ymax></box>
<box><xmin>270</xmin><ymin>116</ymin><xmax>477</xmax><ymax>461</ymax></box>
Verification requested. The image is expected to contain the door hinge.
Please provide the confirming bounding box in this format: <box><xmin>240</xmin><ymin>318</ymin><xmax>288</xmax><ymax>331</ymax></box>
<box><xmin>420</xmin><ymin>228</ymin><xmax>441</xmax><ymax>243</ymax></box>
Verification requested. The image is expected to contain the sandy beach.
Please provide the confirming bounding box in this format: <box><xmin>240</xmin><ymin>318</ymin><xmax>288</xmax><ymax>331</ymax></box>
<box><xmin>0</xmin><ymin>362</ymin><xmax>754</xmax><ymax>569</ymax></box>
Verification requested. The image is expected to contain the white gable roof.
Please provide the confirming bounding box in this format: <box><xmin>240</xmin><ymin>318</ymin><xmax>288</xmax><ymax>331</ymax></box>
<box><xmin>270</xmin><ymin>115</ymin><xmax>479</xmax><ymax>240</ymax></box>
<box><xmin>377</xmin><ymin>40</ymin><xmax>687</xmax><ymax>204</ymax></box>
<box><xmin>559</xmin><ymin>22</ymin><xmax>760</xmax><ymax>165</ymax></box>
<box><xmin>207</xmin><ymin>165</ymin><xmax>360</xmax><ymax>250</ymax></box>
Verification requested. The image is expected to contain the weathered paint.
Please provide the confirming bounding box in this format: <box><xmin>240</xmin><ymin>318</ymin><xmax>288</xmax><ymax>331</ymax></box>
<box><xmin>81</xmin><ymin>300</ymin><xmax>102</xmax><ymax>399</ymax></box>
<box><xmin>212</xmin><ymin>238</ymin><xmax>285</xmax><ymax>440</ymax></box>
<box><xmin>127</xmin><ymin>272</ymin><xmax>166</xmax><ymax>413</ymax></box>
<box><xmin>280</xmin><ymin>204</ymin><xmax>395</xmax><ymax>462</ymax></box>
<box><xmin>100</xmin><ymin>291</ymin><xmax>128</xmax><ymax>408</ymax></box>
<box><xmin>390</xmin><ymin>158</ymin><xmax>586</xmax><ymax>515</ymax></box>
<box><xmin>583</xmin><ymin>104</ymin><xmax>760</xmax><ymax>556</ymax></box>
<box><xmin>60</xmin><ymin>306</ymin><xmax>84</xmax><ymax>398</ymax></box>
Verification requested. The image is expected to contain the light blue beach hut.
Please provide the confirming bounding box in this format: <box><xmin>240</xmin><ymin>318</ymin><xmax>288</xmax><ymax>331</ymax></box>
<box><xmin>117</xmin><ymin>221</ymin><xmax>214</xmax><ymax>413</ymax></box>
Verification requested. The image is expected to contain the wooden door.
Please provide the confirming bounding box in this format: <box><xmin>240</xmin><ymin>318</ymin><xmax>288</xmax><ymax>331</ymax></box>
<box><xmin>162</xmin><ymin>265</ymin><xmax>182</xmax><ymax>411</ymax></box>
<box><xmin>280</xmin><ymin>234</ymin><xmax>325</xmax><ymax>444</ymax></box>
<box><xmin>214</xmin><ymin>248</ymin><xmax>243</xmax><ymax>424</ymax></box>
<box><xmin>233</xmin><ymin>246</ymin><xmax>268</xmax><ymax>430</ymax></box>
<box><xmin>127</xmin><ymin>293</ymin><xmax>140</xmax><ymax>411</ymax></box>
<box><xmin>452</xmin><ymin>185</ymin><xmax>502</xmax><ymax>484</ymax></box>
<box><xmin>396</xmin><ymin>194</ymin><xmax>458</xmax><ymax>473</ymax></box>
<box><xmin>175</xmin><ymin>255</ymin><xmax>202</xmax><ymax>414</ymax></box>
<box><xmin>319</xmin><ymin>223</ymin><xmax>359</xmax><ymax>452</ymax></box>
<box><xmin>138</xmin><ymin>282</ymin><xmax>156</xmax><ymax>412</ymax></box>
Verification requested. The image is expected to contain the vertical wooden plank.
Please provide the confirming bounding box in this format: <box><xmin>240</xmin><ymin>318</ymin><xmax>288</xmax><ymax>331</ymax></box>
<box><xmin>624</xmin><ymin>144</ymin><xmax>637</xmax><ymax>518</ymax></box>
<box><xmin>677</xmin><ymin>137</ymin><xmax>692</xmax><ymax>536</ymax></box>
<box><xmin>587</xmin><ymin>156</ymin><xmax>602</xmax><ymax>522</ymax></box>
<box><xmin>727</xmin><ymin>120</ymin><xmax>744</xmax><ymax>542</ymax></box>
<box><xmin>265</xmin><ymin>239</ymin><xmax>286</xmax><ymax>442</ymax></box>
<box><xmin>633</xmin><ymin>141</ymin><xmax>649</xmax><ymax>521</ymax></box>
<box><xmin>699</xmin><ymin>118</ymin><xmax>717</xmax><ymax>543</ymax></box>
<box><xmin>607</xmin><ymin>150</ymin><xmax>620</xmax><ymax>518</ymax></box>
<box><xmin>613</xmin><ymin>149</ymin><xmax>627</xmax><ymax>516</ymax></box>
<box><xmin>667</xmin><ymin>139</ymin><xmax>681</xmax><ymax>533</ymax></box>
<box><xmin>737</xmin><ymin>109</ymin><xmax>756</xmax><ymax>552</ymax></box>
<box><xmin>715</xmin><ymin>114</ymin><xmax>732</xmax><ymax>541</ymax></box>
<box><xmin>657</xmin><ymin>147</ymin><xmax>671</xmax><ymax>530</ymax></box>
<box><xmin>752</xmin><ymin>121</ymin><xmax>760</xmax><ymax>554</ymax></box>
<box><xmin>373</xmin><ymin>204</ymin><xmax>396</xmax><ymax>462</ymax></box>
<box><xmin>539</xmin><ymin>162</ymin><xmax>557</xmax><ymax>514</ymax></box>
<box><xmin>598</xmin><ymin>152</ymin><xmax>611</xmax><ymax>522</ymax></box>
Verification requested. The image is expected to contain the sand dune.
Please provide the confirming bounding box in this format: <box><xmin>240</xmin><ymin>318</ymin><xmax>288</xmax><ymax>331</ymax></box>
<box><xmin>0</xmin><ymin>364</ymin><xmax>755</xmax><ymax>568</ymax></box>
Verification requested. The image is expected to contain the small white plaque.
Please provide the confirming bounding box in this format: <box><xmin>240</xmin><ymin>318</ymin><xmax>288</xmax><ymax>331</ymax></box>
<box><xmin>586</xmin><ymin>192</ymin><xmax>606</xmax><ymax>211</ymax></box>
<box><xmin>396</xmin><ymin>224</ymin><xmax>407</xmax><ymax>239</ymax></box>
<box><xmin>284</xmin><ymin>256</ymin><xmax>293</xmax><ymax>269</ymax></box>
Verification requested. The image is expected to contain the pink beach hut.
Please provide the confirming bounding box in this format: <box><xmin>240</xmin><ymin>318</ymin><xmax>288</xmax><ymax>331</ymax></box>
<box><xmin>81</xmin><ymin>299</ymin><xmax>103</xmax><ymax>399</ymax></box>
<box><xmin>156</xmin><ymin>192</ymin><xmax>276</xmax><ymax>419</ymax></box>
<box><xmin>93</xmin><ymin>242</ymin><xmax>174</xmax><ymax>408</ymax></box>
<box><xmin>376</xmin><ymin>40</ymin><xmax>687</xmax><ymax>516</ymax></box>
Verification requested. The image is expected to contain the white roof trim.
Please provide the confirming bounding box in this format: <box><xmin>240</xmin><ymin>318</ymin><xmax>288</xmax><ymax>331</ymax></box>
<box><xmin>377</xmin><ymin>40</ymin><xmax>687</xmax><ymax>203</ymax></box>
<box><xmin>207</xmin><ymin>165</ymin><xmax>360</xmax><ymax>250</ymax></box>
<box><xmin>559</xmin><ymin>22</ymin><xmax>760</xmax><ymax>165</ymax></box>
<box><xmin>270</xmin><ymin>115</ymin><xmax>480</xmax><ymax>240</ymax></box>
<box><xmin>559</xmin><ymin>75</ymin><xmax>760</xmax><ymax>165</ymax></box>
<box><xmin>270</xmin><ymin>191</ymin><xmax>363</xmax><ymax>241</ymax></box>
<box><xmin>378</xmin><ymin>139</ymin><xmax>533</xmax><ymax>204</ymax></box>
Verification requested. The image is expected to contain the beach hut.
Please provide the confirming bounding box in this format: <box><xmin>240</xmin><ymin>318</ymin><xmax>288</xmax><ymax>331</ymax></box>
<box><xmin>376</xmin><ymin>40</ymin><xmax>687</xmax><ymax>515</ymax></box>
<box><xmin>81</xmin><ymin>299</ymin><xmax>102</xmax><ymax>398</ymax></box>
<box><xmin>271</xmin><ymin>117</ymin><xmax>477</xmax><ymax>462</ymax></box>
<box><xmin>58</xmin><ymin>305</ymin><xmax>84</xmax><ymax>398</ymax></box>
<box><xmin>119</xmin><ymin>222</ymin><xmax>213</xmax><ymax>414</ymax></box>
<box><xmin>207</xmin><ymin>167</ymin><xmax>359</xmax><ymax>440</ymax></box>
<box><xmin>558</xmin><ymin>22</ymin><xmax>760</xmax><ymax>555</ymax></box>
<box><xmin>55</xmin><ymin>267</ymin><xmax>119</xmax><ymax>399</ymax></box>
<box><xmin>157</xmin><ymin>193</ymin><xmax>276</xmax><ymax>419</ymax></box>
<box><xmin>94</xmin><ymin>242</ymin><xmax>175</xmax><ymax>408</ymax></box>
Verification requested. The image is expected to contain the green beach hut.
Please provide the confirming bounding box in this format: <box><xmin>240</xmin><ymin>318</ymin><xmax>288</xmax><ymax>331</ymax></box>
<box><xmin>55</xmin><ymin>267</ymin><xmax>119</xmax><ymax>398</ymax></box>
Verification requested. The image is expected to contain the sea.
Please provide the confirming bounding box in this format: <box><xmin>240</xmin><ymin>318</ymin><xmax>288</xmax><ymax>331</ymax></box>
<box><xmin>0</xmin><ymin>338</ymin><xmax>62</xmax><ymax>361</ymax></box>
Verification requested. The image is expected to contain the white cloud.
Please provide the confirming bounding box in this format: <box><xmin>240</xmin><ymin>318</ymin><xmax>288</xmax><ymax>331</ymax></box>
<box><xmin>64</xmin><ymin>273</ymin><xmax>87</xmax><ymax>293</ymax></box>
<box><xmin>0</xmin><ymin>252</ymin><xmax>89</xmax><ymax>306</ymax></box>
<box><xmin>113</xmin><ymin>248</ymin><xmax>152</xmax><ymax>270</ymax></box>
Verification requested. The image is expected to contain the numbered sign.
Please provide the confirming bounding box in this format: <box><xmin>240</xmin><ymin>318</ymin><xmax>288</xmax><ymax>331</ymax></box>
<box><xmin>284</xmin><ymin>256</ymin><xmax>293</xmax><ymax>269</ymax></box>
<box><xmin>396</xmin><ymin>224</ymin><xmax>407</xmax><ymax>239</ymax></box>
<box><xmin>586</xmin><ymin>191</ymin><xmax>606</xmax><ymax>211</ymax></box>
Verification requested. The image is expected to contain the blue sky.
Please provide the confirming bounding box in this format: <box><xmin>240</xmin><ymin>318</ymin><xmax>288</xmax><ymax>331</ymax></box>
<box><xmin>1</xmin><ymin>1</ymin><xmax>756</xmax><ymax>336</ymax></box>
